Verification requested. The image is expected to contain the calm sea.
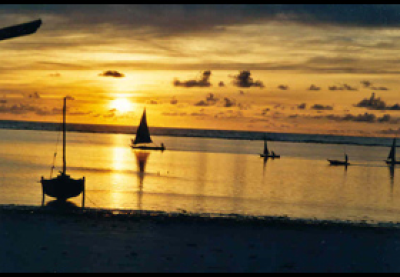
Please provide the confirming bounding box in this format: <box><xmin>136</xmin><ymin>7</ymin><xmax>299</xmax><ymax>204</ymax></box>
<box><xmin>1</xmin><ymin>128</ymin><xmax>400</xmax><ymax>224</ymax></box>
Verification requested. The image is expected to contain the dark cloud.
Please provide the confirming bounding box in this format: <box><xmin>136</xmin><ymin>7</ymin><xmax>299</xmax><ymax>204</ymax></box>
<box><xmin>4</xmin><ymin>5</ymin><xmax>400</xmax><ymax>39</ymax></box>
<box><xmin>222</xmin><ymin>97</ymin><xmax>236</xmax><ymax>107</ymax></box>
<box><xmin>99</xmin><ymin>70</ymin><xmax>125</xmax><ymax>78</ymax></box>
<box><xmin>355</xmin><ymin>93</ymin><xmax>400</xmax><ymax>110</ymax></box>
<box><xmin>206</xmin><ymin>93</ymin><xmax>218</xmax><ymax>104</ymax></box>
<box><xmin>308</xmin><ymin>84</ymin><xmax>321</xmax><ymax>91</ymax></box>
<box><xmin>0</xmin><ymin>102</ymin><xmax>65</xmax><ymax>116</ymax></box>
<box><xmin>311</xmin><ymin>104</ymin><xmax>333</xmax><ymax>111</ymax></box>
<box><xmin>218</xmin><ymin>81</ymin><xmax>225</xmax><ymax>87</ymax></box>
<box><xmin>278</xmin><ymin>85</ymin><xmax>289</xmax><ymax>90</ymax></box>
<box><xmin>297</xmin><ymin>103</ymin><xmax>307</xmax><ymax>110</ymax></box>
<box><xmin>371</xmin><ymin>86</ymin><xmax>389</xmax><ymax>91</ymax></box>
<box><xmin>214</xmin><ymin>110</ymin><xmax>243</xmax><ymax>119</ymax></box>
<box><xmin>361</xmin><ymin>80</ymin><xmax>372</xmax><ymax>88</ymax></box>
<box><xmin>162</xmin><ymin>112</ymin><xmax>187</xmax><ymax>116</ymax></box>
<box><xmin>173</xmin><ymin>71</ymin><xmax>212</xmax><ymax>88</ymax></box>
<box><xmin>170</xmin><ymin>98</ymin><xmax>178</xmax><ymax>105</ymax></box>
<box><xmin>261</xmin><ymin>108</ymin><xmax>270</xmax><ymax>116</ymax></box>
<box><xmin>231</xmin><ymin>71</ymin><xmax>264</xmax><ymax>88</ymax></box>
<box><xmin>328</xmin><ymin>84</ymin><xmax>357</xmax><ymax>91</ymax></box>
<box><xmin>360</xmin><ymin>80</ymin><xmax>389</xmax><ymax>91</ymax></box>
<box><xmin>326</xmin><ymin>113</ymin><xmax>398</xmax><ymax>124</ymax></box>
<box><xmin>380</xmin><ymin>127</ymin><xmax>400</xmax><ymax>135</ymax></box>
<box><xmin>27</xmin><ymin>92</ymin><xmax>40</xmax><ymax>99</ymax></box>
<box><xmin>194</xmin><ymin>93</ymin><xmax>219</xmax><ymax>106</ymax></box>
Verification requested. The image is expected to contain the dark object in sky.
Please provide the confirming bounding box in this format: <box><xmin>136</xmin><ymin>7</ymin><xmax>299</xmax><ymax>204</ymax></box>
<box><xmin>0</xmin><ymin>19</ymin><xmax>42</xmax><ymax>41</ymax></box>
<box><xmin>41</xmin><ymin>97</ymin><xmax>85</xmax><ymax>205</ymax></box>
<box><xmin>131</xmin><ymin>109</ymin><xmax>166</xmax><ymax>151</ymax></box>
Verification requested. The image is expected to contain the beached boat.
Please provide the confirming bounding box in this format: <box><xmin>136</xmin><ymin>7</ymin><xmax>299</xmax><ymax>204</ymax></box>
<box><xmin>131</xmin><ymin>109</ymin><xmax>165</xmax><ymax>151</ymax></box>
<box><xmin>40</xmin><ymin>97</ymin><xmax>85</xmax><ymax>203</ymax></box>
<box><xmin>0</xmin><ymin>19</ymin><xmax>42</xmax><ymax>41</ymax></box>
<box><xmin>386</xmin><ymin>138</ymin><xmax>400</xmax><ymax>165</ymax></box>
<box><xmin>260</xmin><ymin>140</ymin><xmax>280</xmax><ymax>158</ymax></box>
<box><xmin>328</xmin><ymin>154</ymin><xmax>350</xmax><ymax>166</ymax></box>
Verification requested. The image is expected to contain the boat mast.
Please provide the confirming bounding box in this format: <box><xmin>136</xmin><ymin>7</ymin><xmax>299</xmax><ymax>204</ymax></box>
<box><xmin>63</xmin><ymin>97</ymin><xmax>66</xmax><ymax>174</ymax></box>
<box><xmin>392</xmin><ymin>138</ymin><xmax>396</xmax><ymax>163</ymax></box>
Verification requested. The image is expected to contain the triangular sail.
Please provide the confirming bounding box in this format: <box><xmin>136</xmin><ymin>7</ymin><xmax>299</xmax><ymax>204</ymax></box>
<box><xmin>388</xmin><ymin>139</ymin><xmax>396</xmax><ymax>161</ymax></box>
<box><xmin>133</xmin><ymin>109</ymin><xmax>153</xmax><ymax>145</ymax></box>
<box><xmin>263</xmin><ymin>140</ymin><xmax>269</xmax><ymax>155</ymax></box>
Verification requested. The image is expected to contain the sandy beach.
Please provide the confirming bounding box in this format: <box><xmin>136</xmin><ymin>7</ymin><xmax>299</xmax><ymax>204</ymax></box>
<box><xmin>0</xmin><ymin>206</ymin><xmax>399</xmax><ymax>273</ymax></box>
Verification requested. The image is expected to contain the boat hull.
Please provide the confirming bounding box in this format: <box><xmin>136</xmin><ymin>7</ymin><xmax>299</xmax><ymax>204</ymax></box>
<box><xmin>41</xmin><ymin>174</ymin><xmax>85</xmax><ymax>200</ymax></box>
<box><xmin>260</xmin><ymin>154</ymin><xmax>280</xmax><ymax>158</ymax></box>
<box><xmin>386</xmin><ymin>160</ymin><xmax>400</xmax><ymax>165</ymax></box>
<box><xmin>328</xmin><ymin>160</ymin><xmax>350</xmax><ymax>166</ymax></box>
<box><xmin>131</xmin><ymin>145</ymin><xmax>165</xmax><ymax>151</ymax></box>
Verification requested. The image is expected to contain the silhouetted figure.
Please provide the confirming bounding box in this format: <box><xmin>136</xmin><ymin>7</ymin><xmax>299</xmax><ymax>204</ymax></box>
<box><xmin>0</xmin><ymin>19</ymin><xmax>42</xmax><ymax>41</ymax></box>
<box><xmin>328</xmin><ymin>153</ymin><xmax>350</xmax><ymax>167</ymax></box>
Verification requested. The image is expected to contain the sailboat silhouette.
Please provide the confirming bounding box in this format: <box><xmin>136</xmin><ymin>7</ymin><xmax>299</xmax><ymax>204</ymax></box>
<box><xmin>328</xmin><ymin>154</ymin><xmax>350</xmax><ymax>167</ymax></box>
<box><xmin>386</xmin><ymin>138</ymin><xmax>400</xmax><ymax>165</ymax></box>
<box><xmin>260</xmin><ymin>139</ymin><xmax>280</xmax><ymax>158</ymax></box>
<box><xmin>131</xmin><ymin>109</ymin><xmax>165</xmax><ymax>151</ymax></box>
<box><xmin>40</xmin><ymin>97</ymin><xmax>85</xmax><ymax>204</ymax></box>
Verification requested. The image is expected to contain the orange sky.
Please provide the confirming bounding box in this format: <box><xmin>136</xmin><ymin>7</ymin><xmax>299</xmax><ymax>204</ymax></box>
<box><xmin>2</xmin><ymin>5</ymin><xmax>400</xmax><ymax>137</ymax></box>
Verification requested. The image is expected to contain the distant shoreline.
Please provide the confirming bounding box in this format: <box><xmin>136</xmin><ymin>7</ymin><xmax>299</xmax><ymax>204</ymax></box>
<box><xmin>0</xmin><ymin>119</ymin><xmax>394</xmax><ymax>147</ymax></box>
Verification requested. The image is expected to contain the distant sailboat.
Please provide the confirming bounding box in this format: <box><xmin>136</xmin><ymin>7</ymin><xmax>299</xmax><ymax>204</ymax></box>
<box><xmin>131</xmin><ymin>109</ymin><xmax>165</xmax><ymax>151</ymax></box>
<box><xmin>0</xmin><ymin>19</ymin><xmax>42</xmax><ymax>41</ymax></box>
<box><xmin>328</xmin><ymin>153</ymin><xmax>350</xmax><ymax>166</ymax></box>
<box><xmin>386</xmin><ymin>138</ymin><xmax>400</xmax><ymax>165</ymax></box>
<box><xmin>41</xmin><ymin>97</ymin><xmax>85</xmax><ymax>204</ymax></box>
<box><xmin>260</xmin><ymin>140</ymin><xmax>280</xmax><ymax>158</ymax></box>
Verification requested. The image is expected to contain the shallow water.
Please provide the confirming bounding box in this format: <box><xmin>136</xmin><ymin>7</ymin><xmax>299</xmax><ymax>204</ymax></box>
<box><xmin>1</xmin><ymin>129</ymin><xmax>400</xmax><ymax>224</ymax></box>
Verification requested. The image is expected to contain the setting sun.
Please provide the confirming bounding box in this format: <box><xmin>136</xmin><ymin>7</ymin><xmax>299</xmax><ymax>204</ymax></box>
<box><xmin>110</xmin><ymin>98</ymin><xmax>133</xmax><ymax>113</ymax></box>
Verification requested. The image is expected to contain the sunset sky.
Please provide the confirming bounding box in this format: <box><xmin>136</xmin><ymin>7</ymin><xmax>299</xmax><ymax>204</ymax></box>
<box><xmin>3</xmin><ymin>4</ymin><xmax>400</xmax><ymax>137</ymax></box>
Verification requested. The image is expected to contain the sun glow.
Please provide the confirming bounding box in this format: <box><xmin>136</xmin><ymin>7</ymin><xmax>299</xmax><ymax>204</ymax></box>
<box><xmin>110</xmin><ymin>98</ymin><xmax>133</xmax><ymax>113</ymax></box>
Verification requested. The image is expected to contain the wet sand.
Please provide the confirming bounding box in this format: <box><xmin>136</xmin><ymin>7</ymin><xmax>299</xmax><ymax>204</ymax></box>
<box><xmin>1</xmin><ymin>206</ymin><xmax>400</xmax><ymax>273</ymax></box>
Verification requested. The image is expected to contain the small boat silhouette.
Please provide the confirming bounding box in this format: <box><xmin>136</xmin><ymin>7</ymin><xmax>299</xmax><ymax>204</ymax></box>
<box><xmin>328</xmin><ymin>154</ymin><xmax>350</xmax><ymax>166</ymax></box>
<box><xmin>260</xmin><ymin>139</ymin><xmax>280</xmax><ymax>159</ymax></box>
<box><xmin>40</xmin><ymin>97</ymin><xmax>85</xmax><ymax>204</ymax></box>
<box><xmin>131</xmin><ymin>109</ymin><xmax>165</xmax><ymax>151</ymax></box>
<box><xmin>386</xmin><ymin>138</ymin><xmax>400</xmax><ymax>165</ymax></box>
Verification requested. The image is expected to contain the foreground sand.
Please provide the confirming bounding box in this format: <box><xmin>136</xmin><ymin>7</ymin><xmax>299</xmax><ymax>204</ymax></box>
<box><xmin>1</xmin><ymin>206</ymin><xmax>400</xmax><ymax>273</ymax></box>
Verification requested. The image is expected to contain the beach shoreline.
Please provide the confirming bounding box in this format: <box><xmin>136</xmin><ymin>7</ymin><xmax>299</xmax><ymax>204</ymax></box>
<box><xmin>1</xmin><ymin>205</ymin><xmax>400</xmax><ymax>273</ymax></box>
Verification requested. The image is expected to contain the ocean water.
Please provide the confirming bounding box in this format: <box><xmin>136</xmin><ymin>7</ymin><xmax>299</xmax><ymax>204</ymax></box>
<box><xmin>1</xmin><ymin>128</ymin><xmax>400</xmax><ymax>224</ymax></box>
